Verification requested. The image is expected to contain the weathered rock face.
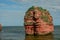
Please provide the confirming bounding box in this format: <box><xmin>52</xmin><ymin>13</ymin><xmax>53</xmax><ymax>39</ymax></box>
<box><xmin>24</xmin><ymin>6</ymin><xmax>54</xmax><ymax>35</ymax></box>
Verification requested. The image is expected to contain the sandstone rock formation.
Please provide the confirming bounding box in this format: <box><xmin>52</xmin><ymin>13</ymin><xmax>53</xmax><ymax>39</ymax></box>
<box><xmin>24</xmin><ymin>6</ymin><xmax>54</xmax><ymax>35</ymax></box>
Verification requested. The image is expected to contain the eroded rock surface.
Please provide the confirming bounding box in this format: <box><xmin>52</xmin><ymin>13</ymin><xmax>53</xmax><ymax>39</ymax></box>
<box><xmin>24</xmin><ymin>6</ymin><xmax>54</xmax><ymax>35</ymax></box>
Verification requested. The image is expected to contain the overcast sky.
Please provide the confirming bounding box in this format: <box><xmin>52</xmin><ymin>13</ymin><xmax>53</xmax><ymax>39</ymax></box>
<box><xmin>0</xmin><ymin>0</ymin><xmax>60</xmax><ymax>26</ymax></box>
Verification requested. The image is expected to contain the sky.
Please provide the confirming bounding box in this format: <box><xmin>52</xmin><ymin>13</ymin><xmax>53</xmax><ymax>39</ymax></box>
<box><xmin>0</xmin><ymin>0</ymin><xmax>60</xmax><ymax>26</ymax></box>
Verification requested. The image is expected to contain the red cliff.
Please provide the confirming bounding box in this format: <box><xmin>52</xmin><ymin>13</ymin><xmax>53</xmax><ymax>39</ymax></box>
<box><xmin>24</xmin><ymin>6</ymin><xmax>54</xmax><ymax>35</ymax></box>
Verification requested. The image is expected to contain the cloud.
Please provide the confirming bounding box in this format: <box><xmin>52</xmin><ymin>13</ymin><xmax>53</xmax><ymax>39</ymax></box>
<box><xmin>0</xmin><ymin>9</ymin><xmax>24</xmax><ymax>26</ymax></box>
<box><xmin>0</xmin><ymin>3</ymin><xmax>8</xmax><ymax>7</ymax></box>
<box><xmin>10</xmin><ymin>0</ymin><xmax>29</xmax><ymax>2</ymax></box>
<box><xmin>21</xmin><ymin>0</ymin><xmax>28</xmax><ymax>2</ymax></box>
<box><xmin>0</xmin><ymin>3</ymin><xmax>23</xmax><ymax>10</ymax></box>
<box><xmin>51</xmin><ymin>6</ymin><xmax>60</xmax><ymax>9</ymax></box>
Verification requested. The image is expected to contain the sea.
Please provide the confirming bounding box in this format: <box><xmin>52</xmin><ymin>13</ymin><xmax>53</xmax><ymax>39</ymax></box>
<box><xmin>0</xmin><ymin>26</ymin><xmax>60</xmax><ymax>40</ymax></box>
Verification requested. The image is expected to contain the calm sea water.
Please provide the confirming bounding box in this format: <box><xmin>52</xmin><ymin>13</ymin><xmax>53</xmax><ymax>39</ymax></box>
<box><xmin>0</xmin><ymin>26</ymin><xmax>60</xmax><ymax>40</ymax></box>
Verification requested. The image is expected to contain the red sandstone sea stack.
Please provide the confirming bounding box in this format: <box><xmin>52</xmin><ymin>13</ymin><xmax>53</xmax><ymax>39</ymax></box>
<box><xmin>24</xmin><ymin>6</ymin><xmax>54</xmax><ymax>35</ymax></box>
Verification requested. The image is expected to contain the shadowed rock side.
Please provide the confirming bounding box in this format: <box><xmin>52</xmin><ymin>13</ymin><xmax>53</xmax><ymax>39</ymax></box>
<box><xmin>24</xmin><ymin>6</ymin><xmax>54</xmax><ymax>35</ymax></box>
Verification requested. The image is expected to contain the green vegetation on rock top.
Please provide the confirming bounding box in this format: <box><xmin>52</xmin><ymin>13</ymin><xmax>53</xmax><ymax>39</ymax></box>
<box><xmin>25</xmin><ymin>6</ymin><xmax>52</xmax><ymax>24</ymax></box>
<box><xmin>26</xmin><ymin>6</ymin><xmax>35</xmax><ymax>13</ymax></box>
<box><xmin>26</xmin><ymin>6</ymin><xmax>48</xmax><ymax>13</ymax></box>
